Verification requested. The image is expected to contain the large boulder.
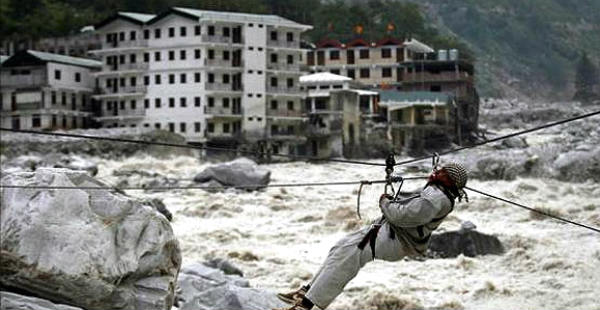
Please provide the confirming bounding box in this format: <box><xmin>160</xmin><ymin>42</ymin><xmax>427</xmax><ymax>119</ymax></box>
<box><xmin>553</xmin><ymin>147</ymin><xmax>600</xmax><ymax>182</ymax></box>
<box><xmin>193</xmin><ymin>158</ymin><xmax>271</xmax><ymax>190</ymax></box>
<box><xmin>0</xmin><ymin>168</ymin><xmax>181</xmax><ymax>310</ymax></box>
<box><xmin>0</xmin><ymin>291</ymin><xmax>84</xmax><ymax>310</ymax></box>
<box><xmin>176</xmin><ymin>263</ymin><xmax>286</xmax><ymax>310</ymax></box>
<box><xmin>428</xmin><ymin>223</ymin><xmax>504</xmax><ymax>258</ymax></box>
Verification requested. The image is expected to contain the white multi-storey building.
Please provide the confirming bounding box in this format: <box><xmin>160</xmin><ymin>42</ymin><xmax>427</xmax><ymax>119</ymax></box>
<box><xmin>91</xmin><ymin>8</ymin><xmax>311</xmax><ymax>152</ymax></box>
<box><xmin>1</xmin><ymin>50</ymin><xmax>101</xmax><ymax>130</ymax></box>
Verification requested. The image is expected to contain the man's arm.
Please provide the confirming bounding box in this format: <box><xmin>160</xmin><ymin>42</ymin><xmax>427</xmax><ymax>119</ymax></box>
<box><xmin>379</xmin><ymin>194</ymin><xmax>443</xmax><ymax>227</ymax></box>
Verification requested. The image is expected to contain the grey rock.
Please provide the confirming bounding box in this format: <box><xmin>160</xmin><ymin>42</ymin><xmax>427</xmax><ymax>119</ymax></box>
<box><xmin>428</xmin><ymin>229</ymin><xmax>504</xmax><ymax>258</ymax></box>
<box><xmin>460</xmin><ymin>221</ymin><xmax>477</xmax><ymax>231</ymax></box>
<box><xmin>3</xmin><ymin>154</ymin><xmax>98</xmax><ymax>176</ymax></box>
<box><xmin>176</xmin><ymin>263</ymin><xmax>286</xmax><ymax>310</ymax></box>
<box><xmin>0</xmin><ymin>168</ymin><xmax>181</xmax><ymax>310</ymax></box>
<box><xmin>142</xmin><ymin>198</ymin><xmax>173</xmax><ymax>222</ymax></box>
<box><xmin>0</xmin><ymin>291</ymin><xmax>83</xmax><ymax>310</ymax></box>
<box><xmin>203</xmin><ymin>258</ymin><xmax>244</xmax><ymax>277</ymax></box>
<box><xmin>499</xmin><ymin>136</ymin><xmax>528</xmax><ymax>149</ymax></box>
<box><xmin>193</xmin><ymin>158</ymin><xmax>270</xmax><ymax>191</ymax></box>
<box><xmin>553</xmin><ymin>147</ymin><xmax>600</xmax><ymax>182</ymax></box>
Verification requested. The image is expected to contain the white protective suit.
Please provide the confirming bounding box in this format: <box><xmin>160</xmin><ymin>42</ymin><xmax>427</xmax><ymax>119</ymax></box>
<box><xmin>304</xmin><ymin>184</ymin><xmax>454</xmax><ymax>309</ymax></box>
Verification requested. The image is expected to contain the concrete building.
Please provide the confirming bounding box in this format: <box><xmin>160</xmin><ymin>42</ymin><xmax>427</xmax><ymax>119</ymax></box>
<box><xmin>379</xmin><ymin>91</ymin><xmax>454</xmax><ymax>153</ymax></box>
<box><xmin>91</xmin><ymin>7</ymin><xmax>311</xmax><ymax>152</ymax></box>
<box><xmin>299</xmin><ymin>72</ymin><xmax>378</xmax><ymax>157</ymax></box>
<box><xmin>306</xmin><ymin>38</ymin><xmax>433</xmax><ymax>88</ymax></box>
<box><xmin>1</xmin><ymin>50</ymin><xmax>101</xmax><ymax>130</ymax></box>
<box><xmin>1</xmin><ymin>27</ymin><xmax>102</xmax><ymax>58</ymax></box>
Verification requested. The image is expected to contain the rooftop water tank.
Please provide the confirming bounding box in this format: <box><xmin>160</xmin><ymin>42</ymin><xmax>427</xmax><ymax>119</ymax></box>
<box><xmin>449</xmin><ymin>49</ymin><xmax>459</xmax><ymax>61</ymax></box>
<box><xmin>438</xmin><ymin>49</ymin><xmax>448</xmax><ymax>61</ymax></box>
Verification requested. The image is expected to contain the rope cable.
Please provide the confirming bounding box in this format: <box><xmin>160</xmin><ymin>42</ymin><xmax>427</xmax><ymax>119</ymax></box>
<box><xmin>395</xmin><ymin>110</ymin><xmax>600</xmax><ymax>166</ymax></box>
<box><xmin>0</xmin><ymin>128</ymin><xmax>385</xmax><ymax>166</ymax></box>
<box><xmin>465</xmin><ymin>186</ymin><xmax>600</xmax><ymax>234</ymax></box>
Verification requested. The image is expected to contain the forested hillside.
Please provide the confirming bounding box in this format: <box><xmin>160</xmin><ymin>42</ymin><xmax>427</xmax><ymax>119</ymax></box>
<box><xmin>1</xmin><ymin>0</ymin><xmax>598</xmax><ymax>100</ymax></box>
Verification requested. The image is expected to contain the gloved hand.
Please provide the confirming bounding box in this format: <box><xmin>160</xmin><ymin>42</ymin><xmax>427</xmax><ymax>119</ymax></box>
<box><xmin>379</xmin><ymin>193</ymin><xmax>393</xmax><ymax>206</ymax></box>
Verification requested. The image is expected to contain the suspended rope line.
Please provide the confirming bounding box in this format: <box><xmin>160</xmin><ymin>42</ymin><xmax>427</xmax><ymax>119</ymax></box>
<box><xmin>0</xmin><ymin>128</ymin><xmax>385</xmax><ymax>167</ymax></box>
<box><xmin>395</xmin><ymin>110</ymin><xmax>600</xmax><ymax>166</ymax></box>
<box><xmin>0</xmin><ymin>176</ymin><xmax>428</xmax><ymax>191</ymax></box>
<box><xmin>465</xmin><ymin>186</ymin><xmax>600</xmax><ymax>234</ymax></box>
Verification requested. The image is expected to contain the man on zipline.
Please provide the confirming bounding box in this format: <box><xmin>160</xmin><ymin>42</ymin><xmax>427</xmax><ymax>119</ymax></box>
<box><xmin>276</xmin><ymin>162</ymin><xmax>468</xmax><ymax>310</ymax></box>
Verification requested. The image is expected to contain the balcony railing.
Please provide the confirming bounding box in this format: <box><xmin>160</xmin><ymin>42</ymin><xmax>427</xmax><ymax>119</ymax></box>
<box><xmin>204</xmin><ymin>130</ymin><xmax>242</xmax><ymax>140</ymax></box>
<box><xmin>267</xmin><ymin>40</ymin><xmax>300</xmax><ymax>49</ymax></box>
<box><xmin>204</xmin><ymin>106</ymin><xmax>243</xmax><ymax>116</ymax></box>
<box><xmin>201</xmin><ymin>35</ymin><xmax>243</xmax><ymax>44</ymax></box>
<box><xmin>98</xmin><ymin>109</ymin><xmax>146</xmax><ymax>119</ymax></box>
<box><xmin>267</xmin><ymin>109</ymin><xmax>304</xmax><ymax>118</ymax></box>
<box><xmin>96</xmin><ymin>86</ymin><xmax>146</xmax><ymax>96</ymax></box>
<box><xmin>402</xmin><ymin>72</ymin><xmax>473</xmax><ymax>83</ymax></box>
<box><xmin>2</xmin><ymin>101</ymin><xmax>44</xmax><ymax>112</ymax></box>
<box><xmin>205</xmin><ymin>83</ymin><xmax>243</xmax><ymax>92</ymax></box>
<box><xmin>266</xmin><ymin>86</ymin><xmax>304</xmax><ymax>95</ymax></box>
<box><xmin>204</xmin><ymin>59</ymin><xmax>244</xmax><ymax>68</ymax></box>
<box><xmin>266</xmin><ymin>63</ymin><xmax>301</xmax><ymax>72</ymax></box>
<box><xmin>105</xmin><ymin>40</ymin><xmax>149</xmax><ymax>49</ymax></box>
<box><xmin>103</xmin><ymin>62</ymin><xmax>149</xmax><ymax>72</ymax></box>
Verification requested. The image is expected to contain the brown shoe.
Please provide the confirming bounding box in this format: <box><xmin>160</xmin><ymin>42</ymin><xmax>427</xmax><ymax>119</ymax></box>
<box><xmin>276</xmin><ymin>286</ymin><xmax>308</xmax><ymax>304</ymax></box>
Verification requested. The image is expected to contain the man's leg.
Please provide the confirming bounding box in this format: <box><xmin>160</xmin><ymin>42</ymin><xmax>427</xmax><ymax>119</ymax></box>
<box><xmin>304</xmin><ymin>223</ymin><xmax>406</xmax><ymax>309</ymax></box>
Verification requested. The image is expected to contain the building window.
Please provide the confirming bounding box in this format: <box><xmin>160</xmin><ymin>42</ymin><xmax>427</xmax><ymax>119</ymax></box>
<box><xmin>223</xmin><ymin>50</ymin><xmax>230</xmax><ymax>60</ymax></box>
<box><xmin>169</xmin><ymin>97</ymin><xmax>175</xmax><ymax>107</ymax></box>
<box><xmin>180</xmin><ymin>97</ymin><xmax>187</xmax><ymax>107</ymax></box>
<box><xmin>169</xmin><ymin>74</ymin><xmax>175</xmax><ymax>84</ymax></box>
<box><xmin>52</xmin><ymin>115</ymin><xmax>57</xmax><ymax>127</ymax></box>
<box><xmin>348</xmin><ymin>69</ymin><xmax>356</xmax><ymax>79</ymax></box>
<box><xmin>130</xmin><ymin>54</ymin><xmax>136</xmax><ymax>63</ymax></box>
<box><xmin>382</xmin><ymin>67</ymin><xmax>392</xmax><ymax>77</ymax></box>
<box><xmin>208</xmin><ymin>73</ymin><xmax>214</xmax><ymax>83</ymax></box>
<box><xmin>195</xmin><ymin>25</ymin><xmax>201</xmax><ymax>35</ymax></box>
<box><xmin>270</xmin><ymin>31</ymin><xmax>278</xmax><ymax>41</ymax></box>
<box><xmin>222</xmin><ymin>74</ymin><xmax>230</xmax><ymax>84</ymax></box>
<box><xmin>180</xmin><ymin>73</ymin><xmax>186</xmax><ymax>84</ymax></box>
<box><xmin>381</xmin><ymin>48</ymin><xmax>391</xmax><ymax>58</ymax></box>
<box><xmin>155</xmin><ymin>98</ymin><xmax>161</xmax><ymax>108</ymax></box>
<box><xmin>330</xmin><ymin>50</ymin><xmax>340</xmax><ymax>60</ymax></box>
<box><xmin>119</xmin><ymin>77</ymin><xmax>125</xmax><ymax>87</ymax></box>
<box><xmin>119</xmin><ymin>54</ymin><xmax>125</xmax><ymax>64</ymax></box>
<box><xmin>75</xmin><ymin>72</ymin><xmax>81</xmax><ymax>82</ymax></box>
<box><xmin>180</xmin><ymin>50</ymin><xmax>186</xmax><ymax>60</ymax></box>
<box><xmin>120</xmin><ymin>101</ymin><xmax>125</xmax><ymax>110</ymax></box>
<box><xmin>223</xmin><ymin>27</ymin><xmax>230</xmax><ymax>37</ymax></box>
<box><xmin>359</xmin><ymin>49</ymin><xmax>369</xmax><ymax>59</ymax></box>
<box><xmin>180</xmin><ymin>26</ymin><xmax>187</xmax><ymax>37</ymax></box>
<box><xmin>195</xmin><ymin>49</ymin><xmax>201</xmax><ymax>59</ymax></box>
<box><xmin>222</xmin><ymin>98</ymin><xmax>229</xmax><ymax>108</ymax></box>
<box><xmin>32</xmin><ymin>114</ymin><xmax>41</xmax><ymax>127</ymax></box>
<box><xmin>130</xmin><ymin>100</ymin><xmax>136</xmax><ymax>109</ymax></box>
<box><xmin>207</xmin><ymin>123</ymin><xmax>214</xmax><ymax>133</ymax></box>
<box><xmin>144</xmin><ymin>76</ymin><xmax>150</xmax><ymax>85</ymax></box>
<box><xmin>208</xmin><ymin>97</ymin><xmax>214</xmax><ymax>107</ymax></box>
<box><xmin>144</xmin><ymin>29</ymin><xmax>150</xmax><ymax>39</ymax></box>
<box><xmin>223</xmin><ymin>123</ymin><xmax>230</xmax><ymax>133</ymax></box>
<box><xmin>180</xmin><ymin>122</ymin><xmax>186</xmax><ymax>133</ymax></box>
<box><xmin>155</xmin><ymin>51</ymin><xmax>161</xmax><ymax>61</ymax></box>
<box><xmin>130</xmin><ymin>76</ymin><xmax>137</xmax><ymax>86</ymax></box>
<box><xmin>55</xmin><ymin>70</ymin><xmax>61</xmax><ymax>80</ymax></box>
<box><xmin>287</xmin><ymin>55</ymin><xmax>294</xmax><ymax>64</ymax></box>
<box><xmin>155</xmin><ymin>29</ymin><xmax>161</xmax><ymax>39</ymax></box>
<box><xmin>360</xmin><ymin>68</ymin><xmax>370</xmax><ymax>78</ymax></box>
<box><xmin>287</xmin><ymin>78</ymin><xmax>294</xmax><ymax>88</ymax></box>
<box><xmin>287</xmin><ymin>101</ymin><xmax>294</xmax><ymax>110</ymax></box>
<box><xmin>130</xmin><ymin>31</ymin><xmax>136</xmax><ymax>41</ymax></box>
<box><xmin>169</xmin><ymin>50</ymin><xmax>175</xmax><ymax>60</ymax></box>
<box><xmin>144</xmin><ymin>99</ymin><xmax>149</xmax><ymax>108</ymax></box>
<box><xmin>270</xmin><ymin>100</ymin><xmax>278</xmax><ymax>109</ymax></box>
<box><xmin>144</xmin><ymin>52</ymin><xmax>149</xmax><ymax>62</ymax></box>
<box><xmin>155</xmin><ymin>123</ymin><xmax>161</xmax><ymax>129</ymax></box>
<box><xmin>270</xmin><ymin>77</ymin><xmax>278</xmax><ymax>87</ymax></box>
<box><xmin>195</xmin><ymin>72</ymin><xmax>201</xmax><ymax>83</ymax></box>
<box><xmin>194</xmin><ymin>122</ymin><xmax>201</xmax><ymax>132</ymax></box>
<box><xmin>208</xmin><ymin>26</ymin><xmax>215</xmax><ymax>36</ymax></box>
<box><xmin>194</xmin><ymin>97</ymin><xmax>201</xmax><ymax>107</ymax></box>
<box><xmin>169</xmin><ymin>27</ymin><xmax>175</xmax><ymax>37</ymax></box>
<box><xmin>61</xmin><ymin>93</ymin><xmax>66</xmax><ymax>105</ymax></box>
<box><xmin>119</xmin><ymin>32</ymin><xmax>125</xmax><ymax>41</ymax></box>
<box><xmin>270</xmin><ymin>53</ymin><xmax>278</xmax><ymax>63</ymax></box>
<box><xmin>169</xmin><ymin>122</ymin><xmax>175</xmax><ymax>132</ymax></box>
<box><xmin>286</xmin><ymin>32</ymin><xmax>294</xmax><ymax>42</ymax></box>
<box><xmin>330</xmin><ymin>69</ymin><xmax>340</xmax><ymax>75</ymax></box>
<box><xmin>51</xmin><ymin>91</ymin><xmax>56</xmax><ymax>104</ymax></box>
<box><xmin>208</xmin><ymin>49</ymin><xmax>214</xmax><ymax>59</ymax></box>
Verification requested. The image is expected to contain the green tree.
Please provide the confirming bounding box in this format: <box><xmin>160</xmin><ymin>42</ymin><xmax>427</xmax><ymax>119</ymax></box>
<box><xmin>574</xmin><ymin>52</ymin><xmax>599</xmax><ymax>103</ymax></box>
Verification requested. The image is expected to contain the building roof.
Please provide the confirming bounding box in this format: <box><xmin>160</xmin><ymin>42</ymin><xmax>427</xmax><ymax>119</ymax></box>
<box><xmin>379</xmin><ymin>91</ymin><xmax>451</xmax><ymax>110</ymax></box>
<box><xmin>0</xmin><ymin>55</ymin><xmax>8</xmax><ymax>65</ymax></box>
<box><xmin>403</xmin><ymin>38</ymin><xmax>434</xmax><ymax>53</ymax></box>
<box><xmin>1</xmin><ymin>50</ymin><xmax>102</xmax><ymax>69</ymax></box>
<box><xmin>95</xmin><ymin>12</ymin><xmax>157</xmax><ymax>29</ymax></box>
<box><xmin>150</xmin><ymin>7</ymin><xmax>312</xmax><ymax>29</ymax></box>
<box><xmin>300</xmin><ymin>72</ymin><xmax>352</xmax><ymax>84</ymax></box>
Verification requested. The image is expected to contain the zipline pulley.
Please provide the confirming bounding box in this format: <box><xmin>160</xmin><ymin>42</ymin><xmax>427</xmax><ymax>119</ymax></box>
<box><xmin>356</xmin><ymin>154</ymin><xmax>403</xmax><ymax>219</ymax></box>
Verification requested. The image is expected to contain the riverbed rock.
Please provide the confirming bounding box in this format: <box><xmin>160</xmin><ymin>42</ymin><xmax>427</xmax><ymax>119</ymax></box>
<box><xmin>175</xmin><ymin>263</ymin><xmax>285</xmax><ymax>310</ymax></box>
<box><xmin>193</xmin><ymin>158</ymin><xmax>270</xmax><ymax>191</ymax></box>
<box><xmin>0</xmin><ymin>168</ymin><xmax>181</xmax><ymax>310</ymax></box>
<box><xmin>0</xmin><ymin>291</ymin><xmax>84</xmax><ymax>310</ymax></box>
<box><xmin>203</xmin><ymin>258</ymin><xmax>244</xmax><ymax>277</ymax></box>
<box><xmin>428</xmin><ymin>228</ymin><xmax>504</xmax><ymax>258</ymax></box>
<box><xmin>553</xmin><ymin>147</ymin><xmax>600</xmax><ymax>182</ymax></box>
